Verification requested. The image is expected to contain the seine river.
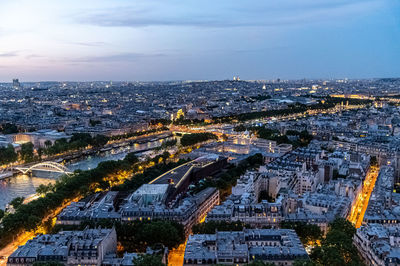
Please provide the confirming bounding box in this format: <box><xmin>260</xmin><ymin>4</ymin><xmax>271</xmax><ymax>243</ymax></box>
<box><xmin>0</xmin><ymin>137</ymin><xmax>174</xmax><ymax>209</ymax></box>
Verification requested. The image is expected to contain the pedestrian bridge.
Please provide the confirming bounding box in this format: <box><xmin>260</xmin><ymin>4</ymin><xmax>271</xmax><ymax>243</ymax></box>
<box><xmin>15</xmin><ymin>162</ymin><xmax>72</xmax><ymax>175</ymax></box>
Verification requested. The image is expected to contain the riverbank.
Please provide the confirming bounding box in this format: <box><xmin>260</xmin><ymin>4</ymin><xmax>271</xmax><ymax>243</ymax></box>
<box><xmin>0</xmin><ymin>130</ymin><xmax>172</xmax><ymax>172</ymax></box>
<box><xmin>0</xmin><ymin>133</ymin><xmax>177</xmax><ymax>209</ymax></box>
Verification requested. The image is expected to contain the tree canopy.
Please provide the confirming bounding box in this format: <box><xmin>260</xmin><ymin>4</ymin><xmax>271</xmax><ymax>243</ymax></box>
<box><xmin>0</xmin><ymin>153</ymin><xmax>187</xmax><ymax>249</ymax></box>
<box><xmin>280</xmin><ymin>221</ymin><xmax>322</xmax><ymax>244</ymax></box>
<box><xmin>0</xmin><ymin>144</ymin><xmax>18</xmax><ymax>165</ymax></box>
<box><xmin>180</xmin><ymin>132</ymin><xmax>218</xmax><ymax>147</ymax></box>
<box><xmin>132</xmin><ymin>254</ymin><xmax>165</xmax><ymax>266</ymax></box>
<box><xmin>309</xmin><ymin>218</ymin><xmax>363</xmax><ymax>266</ymax></box>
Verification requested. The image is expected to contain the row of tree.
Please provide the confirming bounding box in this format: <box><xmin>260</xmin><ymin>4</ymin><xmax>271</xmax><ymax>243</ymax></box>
<box><xmin>308</xmin><ymin>218</ymin><xmax>363</xmax><ymax>265</ymax></box>
<box><xmin>1</xmin><ymin>128</ymin><xmax>172</xmax><ymax>165</ymax></box>
<box><xmin>180</xmin><ymin>132</ymin><xmax>218</xmax><ymax>147</ymax></box>
<box><xmin>155</xmin><ymin>138</ymin><xmax>177</xmax><ymax>151</ymax></box>
<box><xmin>109</xmin><ymin>127</ymin><xmax>169</xmax><ymax>141</ymax></box>
<box><xmin>0</xmin><ymin>151</ymin><xmax>186</xmax><ymax>249</ymax></box>
<box><xmin>280</xmin><ymin>221</ymin><xmax>322</xmax><ymax>245</ymax></box>
<box><xmin>0</xmin><ymin>142</ymin><xmax>35</xmax><ymax>164</ymax></box>
<box><xmin>52</xmin><ymin>219</ymin><xmax>185</xmax><ymax>252</ymax></box>
<box><xmin>289</xmin><ymin>218</ymin><xmax>364</xmax><ymax>266</ymax></box>
<box><xmin>234</xmin><ymin>124</ymin><xmax>313</xmax><ymax>148</ymax></box>
<box><xmin>285</xmin><ymin>129</ymin><xmax>314</xmax><ymax>147</ymax></box>
<box><xmin>1</xmin><ymin>133</ymin><xmax>111</xmax><ymax>165</ymax></box>
<box><xmin>213</xmin><ymin>97</ymin><xmax>371</xmax><ymax>123</ymax></box>
<box><xmin>152</xmin><ymin>96</ymin><xmax>371</xmax><ymax>127</ymax></box>
<box><xmin>43</xmin><ymin>133</ymin><xmax>109</xmax><ymax>156</ymax></box>
<box><xmin>191</xmin><ymin>153</ymin><xmax>263</xmax><ymax>198</ymax></box>
<box><xmin>0</xmin><ymin>123</ymin><xmax>18</xmax><ymax>134</ymax></box>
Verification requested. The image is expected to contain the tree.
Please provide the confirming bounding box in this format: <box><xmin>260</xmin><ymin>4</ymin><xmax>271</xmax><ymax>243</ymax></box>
<box><xmin>247</xmin><ymin>261</ymin><xmax>275</xmax><ymax>266</ymax></box>
<box><xmin>20</xmin><ymin>142</ymin><xmax>34</xmax><ymax>162</ymax></box>
<box><xmin>33</xmin><ymin>261</ymin><xmax>64</xmax><ymax>266</ymax></box>
<box><xmin>89</xmin><ymin>119</ymin><xmax>101</xmax><ymax>127</ymax></box>
<box><xmin>44</xmin><ymin>140</ymin><xmax>52</xmax><ymax>148</ymax></box>
<box><xmin>329</xmin><ymin>218</ymin><xmax>356</xmax><ymax>238</ymax></box>
<box><xmin>0</xmin><ymin>209</ymin><xmax>4</xmax><ymax>219</ymax></box>
<box><xmin>280</xmin><ymin>221</ymin><xmax>322</xmax><ymax>244</ymax></box>
<box><xmin>37</xmin><ymin>147</ymin><xmax>44</xmax><ymax>159</ymax></box>
<box><xmin>0</xmin><ymin>155</ymin><xmax>189</xmax><ymax>250</ymax></box>
<box><xmin>124</xmin><ymin>152</ymin><xmax>139</xmax><ymax>164</ymax></box>
<box><xmin>132</xmin><ymin>255</ymin><xmax>165</xmax><ymax>266</ymax></box>
<box><xmin>36</xmin><ymin>184</ymin><xmax>53</xmax><ymax>196</ymax></box>
<box><xmin>234</xmin><ymin>125</ymin><xmax>246</xmax><ymax>132</ymax></box>
<box><xmin>10</xmin><ymin>197</ymin><xmax>25</xmax><ymax>209</ymax></box>
<box><xmin>180</xmin><ymin>133</ymin><xmax>218</xmax><ymax>146</ymax></box>
<box><xmin>0</xmin><ymin>123</ymin><xmax>18</xmax><ymax>134</ymax></box>
<box><xmin>0</xmin><ymin>144</ymin><xmax>18</xmax><ymax>165</ymax></box>
<box><xmin>136</xmin><ymin>221</ymin><xmax>185</xmax><ymax>249</ymax></box>
<box><xmin>161</xmin><ymin>151</ymin><xmax>170</xmax><ymax>162</ymax></box>
<box><xmin>293</xmin><ymin>259</ymin><xmax>317</xmax><ymax>266</ymax></box>
<box><xmin>370</xmin><ymin>156</ymin><xmax>378</xmax><ymax>167</ymax></box>
<box><xmin>309</xmin><ymin>218</ymin><xmax>362</xmax><ymax>266</ymax></box>
<box><xmin>92</xmin><ymin>134</ymin><xmax>109</xmax><ymax>147</ymax></box>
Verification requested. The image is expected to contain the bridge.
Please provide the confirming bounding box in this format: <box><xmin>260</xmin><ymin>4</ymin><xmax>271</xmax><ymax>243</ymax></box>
<box><xmin>15</xmin><ymin>162</ymin><xmax>72</xmax><ymax>175</ymax></box>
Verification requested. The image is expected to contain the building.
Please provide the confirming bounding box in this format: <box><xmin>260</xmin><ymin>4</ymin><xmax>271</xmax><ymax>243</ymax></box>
<box><xmin>183</xmin><ymin>229</ymin><xmax>308</xmax><ymax>265</ymax></box>
<box><xmin>149</xmin><ymin>155</ymin><xmax>227</xmax><ymax>200</ymax></box>
<box><xmin>7</xmin><ymin>227</ymin><xmax>117</xmax><ymax>266</ymax></box>
<box><xmin>206</xmin><ymin>171</ymin><xmax>284</xmax><ymax>227</ymax></box>
<box><xmin>354</xmin><ymin>224</ymin><xmax>400</xmax><ymax>266</ymax></box>
<box><xmin>11</xmin><ymin>129</ymin><xmax>70</xmax><ymax>148</ymax></box>
<box><xmin>363</xmin><ymin>166</ymin><xmax>400</xmax><ymax>225</ymax></box>
<box><xmin>57</xmin><ymin>186</ymin><xmax>219</xmax><ymax>235</ymax></box>
<box><xmin>12</xmin><ymin>79</ymin><xmax>21</xmax><ymax>89</ymax></box>
<box><xmin>57</xmin><ymin>191</ymin><xmax>121</xmax><ymax>225</ymax></box>
<box><xmin>283</xmin><ymin>183</ymin><xmax>354</xmax><ymax>234</ymax></box>
<box><xmin>120</xmin><ymin>186</ymin><xmax>219</xmax><ymax>234</ymax></box>
<box><xmin>275</xmin><ymin>143</ymin><xmax>293</xmax><ymax>155</ymax></box>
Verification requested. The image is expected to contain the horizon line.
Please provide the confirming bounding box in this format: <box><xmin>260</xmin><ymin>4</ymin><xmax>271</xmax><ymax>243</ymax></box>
<box><xmin>1</xmin><ymin>77</ymin><xmax>399</xmax><ymax>84</ymax></box>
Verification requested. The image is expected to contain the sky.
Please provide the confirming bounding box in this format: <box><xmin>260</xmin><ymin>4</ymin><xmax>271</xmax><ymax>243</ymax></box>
<box><xmin>0</xmin><ymin>0</ymin><xmax>399</xmax><ymax>82</ymax></box>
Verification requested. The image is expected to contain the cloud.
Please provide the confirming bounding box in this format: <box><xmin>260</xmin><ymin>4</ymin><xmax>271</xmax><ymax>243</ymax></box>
<box><xmin>25</xmin><ymin>54</ymin><xmax>45</xmax><ymax>59</ymax></box>
<box><xmin>0</xmin><ymin>51</ymin><xmax>19</xmax><ymax>57</ymax></box>
<box><xmin>73</xmin><ymin>0</ymin><xmax>380</xmax><ymax>29</ymax></box>
<box><xmin>70</xmin><ymin>41</ymin><xmax>107</xmax><ymax>47</ymax></box>
<box><xmin>65</xmin><ymin>52</ymin><xmax>166</xmax><ymax>63</ymax></box>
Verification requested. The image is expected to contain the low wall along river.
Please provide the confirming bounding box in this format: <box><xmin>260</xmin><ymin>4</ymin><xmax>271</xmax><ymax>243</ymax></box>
<box><xmin>0</xmin><ymin>136</ymin><xmax>176</xmax><ymax>209</ymax></box>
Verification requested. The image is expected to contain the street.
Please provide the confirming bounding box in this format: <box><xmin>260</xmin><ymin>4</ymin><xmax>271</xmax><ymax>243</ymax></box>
<box><xmin>348</xmin><ymin>166</ymin><xmax>379</xmax><ymax>228</ymax></box>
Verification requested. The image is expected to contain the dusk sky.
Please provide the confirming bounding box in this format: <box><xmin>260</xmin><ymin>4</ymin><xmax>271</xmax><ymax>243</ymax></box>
<box><xmin>0</xmin><ymin>0</ymin><xmax>399</xmax><ymax>81</ymax></box>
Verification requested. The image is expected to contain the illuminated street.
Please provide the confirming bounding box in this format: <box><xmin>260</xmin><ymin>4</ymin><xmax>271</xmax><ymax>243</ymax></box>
<box><xmin>0</xmin><ymin>194</ymin><xmax>79</xmax><ymax>266</ymax></box>
<box><xmin>0</xmin><ymin>143</ymin><xmax>202</xmax><ymax>265</ymax></box>
<box><xmin>348</xmin><ymin>166</ymin><xmax>379</xmax><ymax>228</ymax></box>
<box><xmin>0</xmin><ymin>1</ymin><xmax>399</xmax><ymax>264</ymax></box>
<box><xmin>168</xmin><ymin>241</ymin><xmax>187</xmax><ymax>266</ymax></box>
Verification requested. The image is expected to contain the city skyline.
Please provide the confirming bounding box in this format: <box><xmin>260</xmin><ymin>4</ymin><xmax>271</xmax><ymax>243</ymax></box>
<box><xmin>1</xmin><ymin>0</ymin><xmax>400</xmax><ymax>82</ymax></box>
<box><xmin>2</xmin><ymin>1</ymin><xmax>400</xmax><ymax>265</ymax></box>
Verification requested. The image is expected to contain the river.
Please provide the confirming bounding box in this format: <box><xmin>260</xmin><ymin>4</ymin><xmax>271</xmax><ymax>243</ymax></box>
<box><xmin>0</xmin><ymin>137</ymin><xmax>176</xmax><ymax>209</ymax></box>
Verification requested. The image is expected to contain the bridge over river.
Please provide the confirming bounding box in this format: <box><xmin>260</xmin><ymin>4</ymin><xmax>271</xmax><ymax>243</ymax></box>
<box><xmin>15</xmin><ymin>162</ymin><xmax>72</xmax><ymax>176</ymax></box>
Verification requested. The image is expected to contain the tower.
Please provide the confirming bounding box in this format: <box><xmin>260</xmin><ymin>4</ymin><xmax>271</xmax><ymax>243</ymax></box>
<box><xmin>12</xmin><ymin>79</ymin><xmax>21</xmax><ymax>89</ymax></box>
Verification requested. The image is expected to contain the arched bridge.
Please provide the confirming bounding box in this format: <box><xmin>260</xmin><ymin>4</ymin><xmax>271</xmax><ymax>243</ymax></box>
<box><xmin>16</xmin><ymin>162</ymin><xmax>72</xmax><ymax>175</ymax></box>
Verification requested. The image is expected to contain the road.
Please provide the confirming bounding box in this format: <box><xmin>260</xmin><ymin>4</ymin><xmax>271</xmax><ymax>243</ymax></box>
<box><xmin>0</xmin><ymin>142</ymin><xmax>200</xmax><ymax>265</ymax></box>
<box><xmin>1</xmin><ymin>130</ymin><xmax>171</xmax><ymax>172</ymax></box>
<box><xmin>168</xmin><ymin>241</ymin><xmax>187</xmax><ymax>266</ymax></box>
<box><xmin>0</xmin><ymin>195</ymin><xmax>81</xmax><ymax>266</ymax></box>
<box><xmin>348</xmin><ymin>166</ymin><xmax>379</xmax><ymax>228</ymax></box>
